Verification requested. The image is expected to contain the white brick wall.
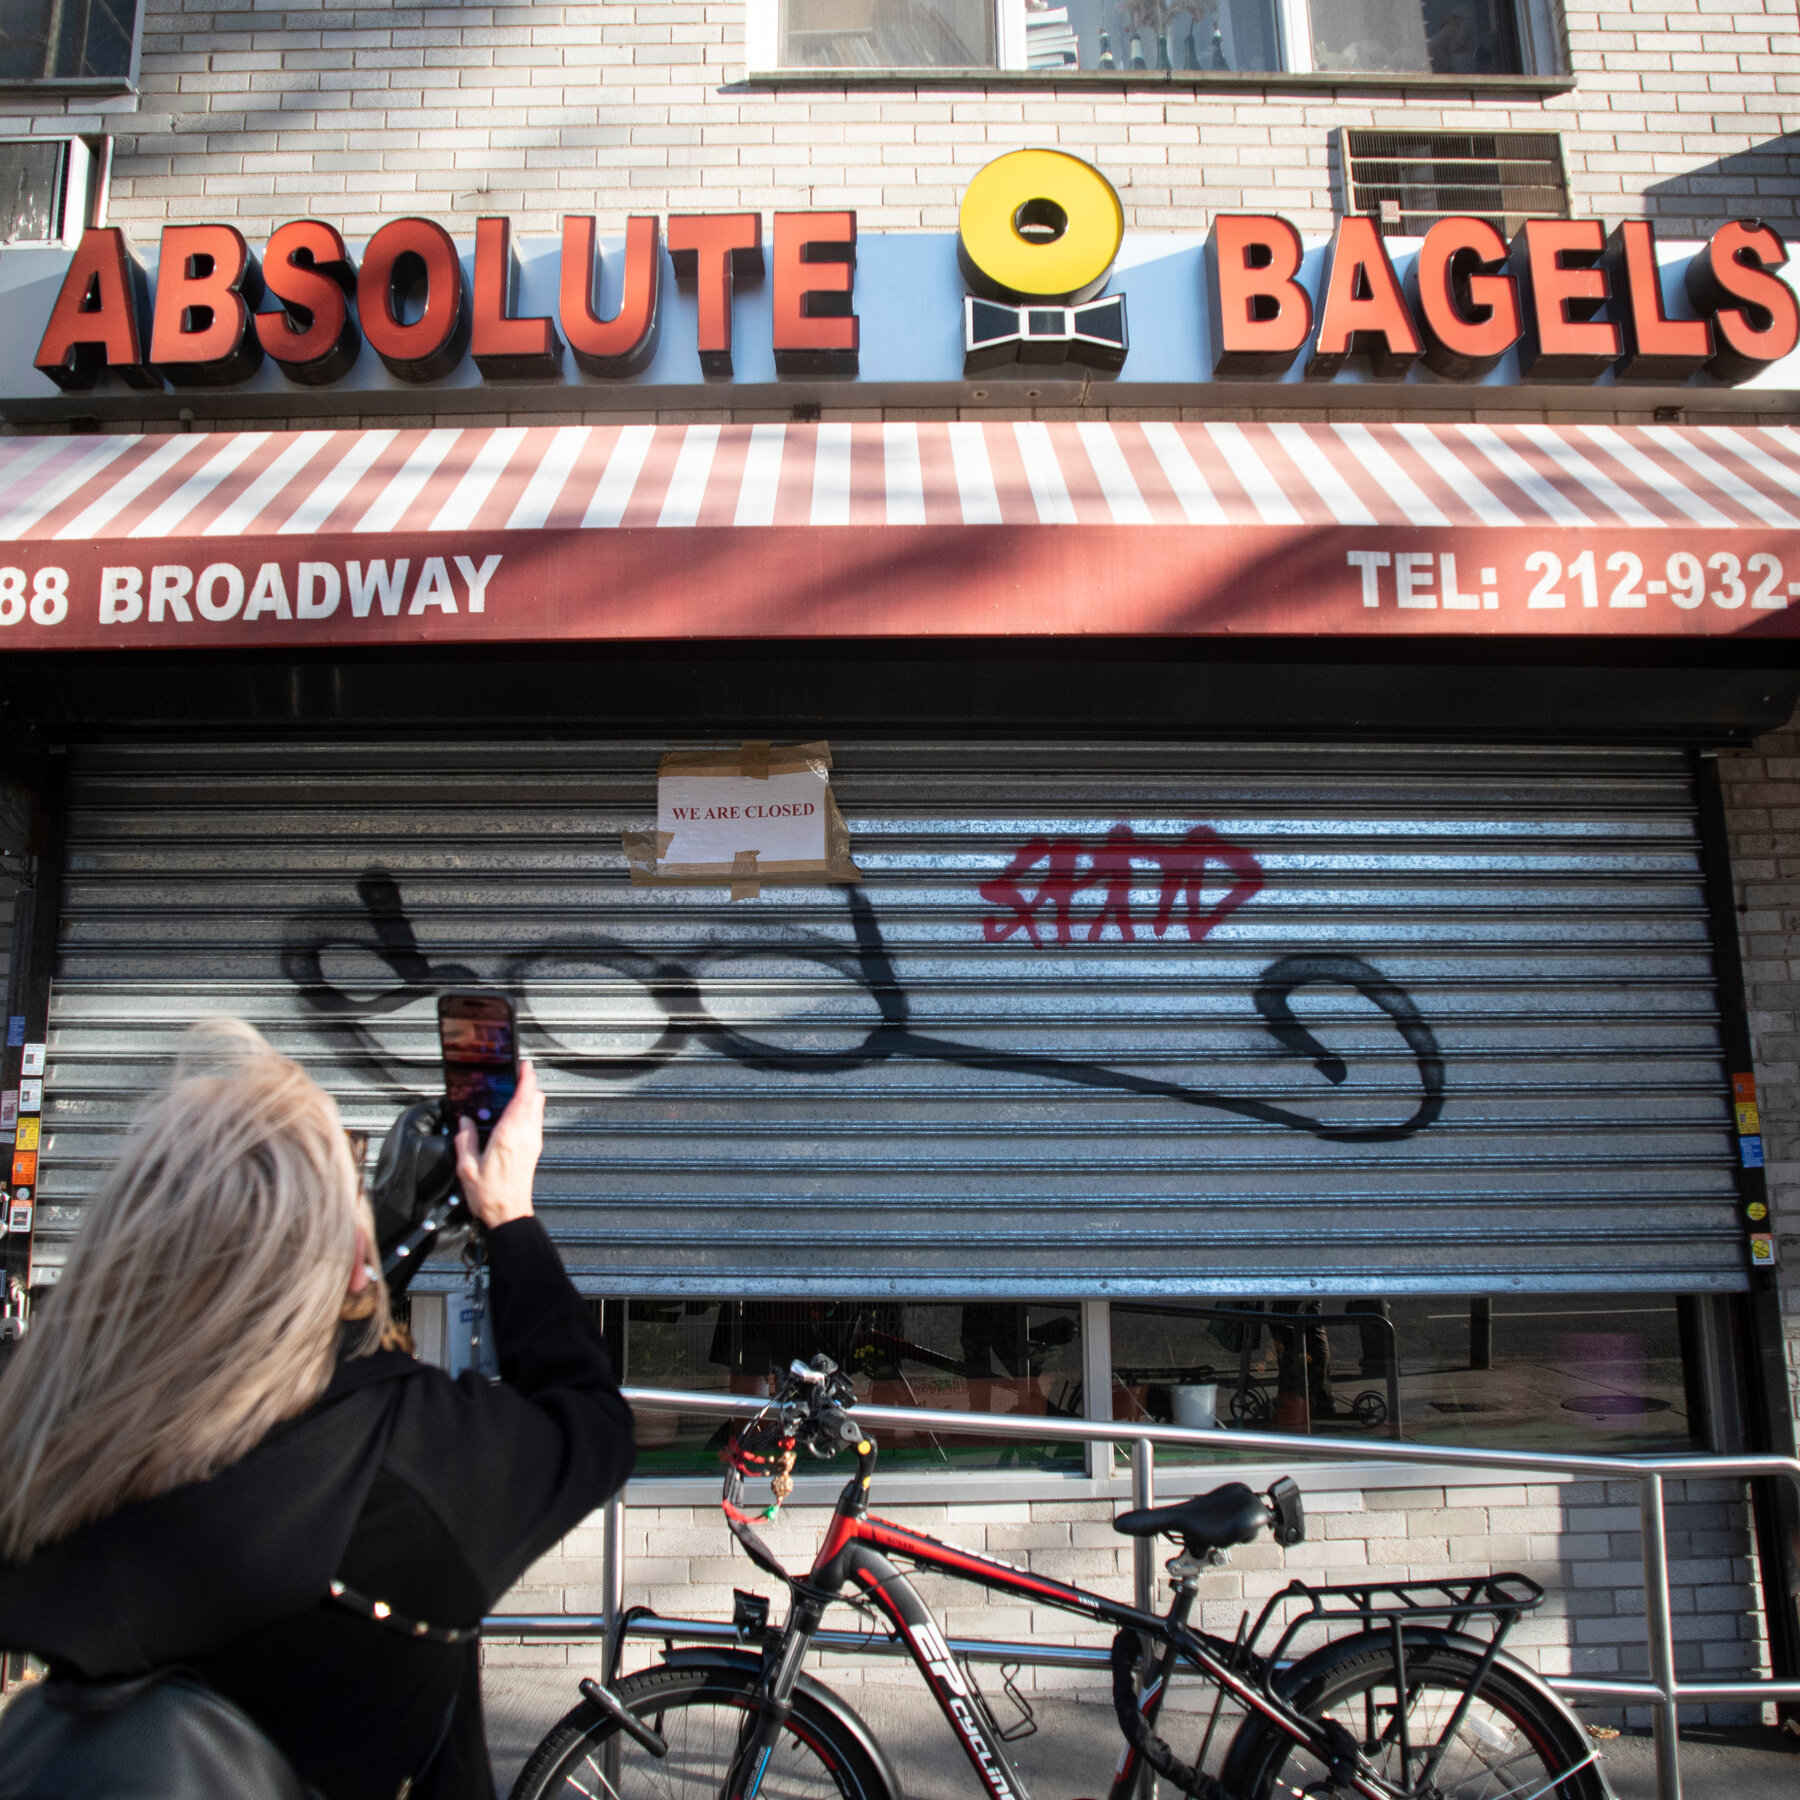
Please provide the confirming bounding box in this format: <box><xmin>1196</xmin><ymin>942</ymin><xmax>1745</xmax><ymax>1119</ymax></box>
<box><xmin>0</xmin><ymin>0</ymin><xmax>1796</xmax><ymax>241</ymax></box>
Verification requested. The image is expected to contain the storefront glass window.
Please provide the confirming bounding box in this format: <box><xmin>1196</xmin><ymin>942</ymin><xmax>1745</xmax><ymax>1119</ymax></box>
<box><xmin>624</xmin><ymin>1299</ymin><xmax>1086</xmax><ymax>1477</ymax></box>
<box><xmin>0</xmin><ymin>0</ymin><xmax>138</xmax><ymax>80</ymax></box>
<box><xmin>621</xmin><ymin>1294</ymin><xmax>1703</xmax><ymax>1478</ymax></box>
<box><xmin>1308</xmin><ymin>0</ymin><xmax>1519</xmax><ymax>73</ymax></box>
<box><xmin>1110</xmin><ymin>1296</ymin><xmax>1701</xmax><ymax>1460</ymax></box>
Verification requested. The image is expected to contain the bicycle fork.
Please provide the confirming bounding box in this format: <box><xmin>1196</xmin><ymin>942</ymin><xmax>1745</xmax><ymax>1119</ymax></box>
<box><xmin>724</xmin><ymin>1598</ymin><xmax>826</xmax><ymax>1800</ymax></box>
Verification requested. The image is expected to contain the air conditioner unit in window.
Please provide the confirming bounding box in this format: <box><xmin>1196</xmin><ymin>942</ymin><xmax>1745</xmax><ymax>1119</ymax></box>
<box><xmin>1341</xmin><ymin>129</ymin><xmax>1568</xmax><ymax>238</ymax></box>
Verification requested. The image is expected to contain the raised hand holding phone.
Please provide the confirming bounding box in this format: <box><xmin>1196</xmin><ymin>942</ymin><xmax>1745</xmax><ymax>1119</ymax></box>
<box><xmin>438</xmin><ymin>991</ymin><xmax>539</xmax><ymax>1228</ymax></box>
<box><xmin>455</xmin><ymin>1057</ymin><xmax>542</xmax><ymax>1228</ymax></box>
<box><xmin>438</xmin><ymin>992</ymin><xmax>519</xmax><ymax>1145</ymax></box>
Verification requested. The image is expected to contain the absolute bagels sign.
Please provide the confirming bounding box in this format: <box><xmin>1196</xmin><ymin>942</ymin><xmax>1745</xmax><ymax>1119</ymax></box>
<box><xmin>23</xmin><ymin>149</ymin><xmax>1799</xmax><ymax>397</ymax></box>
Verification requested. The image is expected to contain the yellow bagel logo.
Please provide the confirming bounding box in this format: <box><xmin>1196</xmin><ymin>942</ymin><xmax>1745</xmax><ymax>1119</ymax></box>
<box><xmin>958</xmin><ymin>150</ymin><xmax>1129</xmax><ymax>376</ymax></box>
<box><xmin>957</xmin><ymin>149</ymin><xmax>1125</xmax><ymax>304</ymax></box>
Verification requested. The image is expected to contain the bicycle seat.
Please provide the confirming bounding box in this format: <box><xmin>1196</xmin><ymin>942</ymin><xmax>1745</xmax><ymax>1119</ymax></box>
<box><xmin>1111</xmin><ymin>1483</ymin><xmax>1270</xmax><ymax>1551</ymax></box>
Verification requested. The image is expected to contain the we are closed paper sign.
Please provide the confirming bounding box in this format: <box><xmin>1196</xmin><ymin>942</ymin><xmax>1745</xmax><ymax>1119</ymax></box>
<box><xmin>657</xmin><ymin>766</ymin><xmax>828</xmax><ymax>865</ymax></box>
<box><xmin>624</xmin><ymin>741</ymin><xmax>860</xmax><ymax>897</ymax></box>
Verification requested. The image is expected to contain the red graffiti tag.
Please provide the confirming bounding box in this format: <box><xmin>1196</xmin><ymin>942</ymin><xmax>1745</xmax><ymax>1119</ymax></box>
<box><xmin>979</xmin><ymin>824</ymin><xmax>1265</xmax><ymax>947</ymax></box>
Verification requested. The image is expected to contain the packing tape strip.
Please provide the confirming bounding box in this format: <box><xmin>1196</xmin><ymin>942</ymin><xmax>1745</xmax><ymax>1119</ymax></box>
<box><xmin>730</xmin><ymin>849</ymin><xmax>761</xmax><ymax>902</ymax></box>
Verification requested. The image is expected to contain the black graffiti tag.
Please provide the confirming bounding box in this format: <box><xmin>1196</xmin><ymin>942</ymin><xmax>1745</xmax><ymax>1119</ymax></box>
<box><xmin>280</xmin><ymin>869</ymin><xmax>1445</xmax><ymax>1143</ymax></box>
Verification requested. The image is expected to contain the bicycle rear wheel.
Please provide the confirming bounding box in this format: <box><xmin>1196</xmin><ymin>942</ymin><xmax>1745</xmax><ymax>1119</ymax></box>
<box><xmin>508</xmin><ymin>1662</ymin><xmax>894</xmax><ymax>1800</ymax></box>
<box><xmin>1219</xmin><ymin>1636</ymin><xmax>1607</xmax><ymax>1800</ymax></box>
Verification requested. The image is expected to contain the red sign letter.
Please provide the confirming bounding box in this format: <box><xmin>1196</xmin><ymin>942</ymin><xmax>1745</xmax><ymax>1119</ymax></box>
<box><xmin>1307</xmin><ymin>216</ymin><xmax>1422</xmax><ymax>379</ymax></box>
<box><xmin>1603</xmin><ymin>219</ymin><xmax>1712</xmax><ymax>384</ymax></box>
<box><xmin>773</xmin><ymin>211</ymin><xmax>859</xmax><ymax>377</ymax></box>
<box><xmin>34</xmin><ymin>227</ymin><xmax>158</xmax><ymax>391</ymax></box>
<box><xmin>1685</xmin><ymin>220</ymin><xmax>1800</xmax><ymax>384</ymax></box>
<box><xmin>358</xmin><ymin>218</ymin><xmax>469</xmax><ymax>383</ymax></box>
<box><xmin>1510</xmin><ymin>219</ymin><xmax>1620</xmax><ymax>381</ymax></box>
<box><xmin>560</xmin><ymin>215</ymin><xmax>662</xmax><ymax>378</ymax></box>
<box><xmin>1408</xmin><ymin>217</ymin><xmax>1521</xmax><ymax>380</ymax></box>
<box><xmin>1206</xmin><ymin>215</ymin><xmax>1312</xmax><ymax>378</ymax></box>
<box><xmin>666</xmin><ymin>213</ymin><xmax>764</xmax><ymax>379</ymax></box>
<box><xmin>472</xmin><ymin>216</ymin><xmax>562</xmax><ymax>380</ymax></box>
<box><xmin>255</xmin><ymin>220</ymin><xmax>361</xmax><ymax>385</ymax></box>
<box><xmin>150</xmin><ymin>224</ymin><xmax>265</xmax><ymax>386</ymax></box>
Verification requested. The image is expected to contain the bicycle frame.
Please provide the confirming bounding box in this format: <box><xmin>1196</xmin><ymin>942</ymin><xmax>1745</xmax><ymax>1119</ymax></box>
<box><xmin>720</xmin><ymin>1440</ymin><xmax>1394</xmax><ymax>1800</ymax></box>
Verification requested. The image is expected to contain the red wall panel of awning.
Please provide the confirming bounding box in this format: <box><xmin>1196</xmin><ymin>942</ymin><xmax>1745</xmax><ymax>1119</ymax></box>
<box><xmin>3</xmin><ymin>419</ymin><xmax>1800</xmax><ymax>648</ymax></box>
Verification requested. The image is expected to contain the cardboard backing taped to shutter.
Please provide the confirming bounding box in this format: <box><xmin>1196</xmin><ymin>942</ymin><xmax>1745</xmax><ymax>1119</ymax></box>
<box><xmin>33</xmin><ymin>739</ymin><xmax>1743</xmax><ymax>1296</ymax></box>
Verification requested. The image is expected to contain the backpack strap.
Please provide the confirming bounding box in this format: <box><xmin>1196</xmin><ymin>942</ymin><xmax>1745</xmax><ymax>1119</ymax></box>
<box><xmin>323</xmin><ymin>1580</ymin><xmax>480</xmax><ymax>1645</ymax></box>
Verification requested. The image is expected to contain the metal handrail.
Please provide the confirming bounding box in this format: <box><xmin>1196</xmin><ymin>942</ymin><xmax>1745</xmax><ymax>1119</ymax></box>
<box><xmin>484</xmin><ymin>1384</ymin><xmax>1800</xmax><ymax>1800</ymax></box>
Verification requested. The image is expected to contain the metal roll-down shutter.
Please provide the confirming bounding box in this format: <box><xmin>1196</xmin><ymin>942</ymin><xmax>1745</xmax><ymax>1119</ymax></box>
<box><xmin>35</xmin><ymin>739</ymin><xmax>1742</xmax><ymax>1296</ymax></box>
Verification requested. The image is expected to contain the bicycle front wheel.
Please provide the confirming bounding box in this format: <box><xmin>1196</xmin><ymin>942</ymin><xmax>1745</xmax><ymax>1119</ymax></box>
<box><xmin>508</xmin><ymin>1662</ymin><xmax>895</xmax><ymax>1800</ymax></box>
<box><xmin>1219</xmin><ymin>1636</ymin><xmax>1607</xmax><ymax>1800</ymax></box>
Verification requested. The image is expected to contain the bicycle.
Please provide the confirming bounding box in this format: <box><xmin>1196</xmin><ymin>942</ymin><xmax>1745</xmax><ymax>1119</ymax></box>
<box><xmin>511</xmin><ymin>1358</ymin><xmax>1611</xmax><ymax>1800</ymax></box>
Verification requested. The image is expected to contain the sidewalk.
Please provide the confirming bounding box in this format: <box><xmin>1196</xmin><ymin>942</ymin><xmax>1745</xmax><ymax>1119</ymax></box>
<box><xmin>1594</xmin><ymin>1724</ymin><xmax>1798</xmax><ymax>1798</ymax></box>
<box><xmin>486</xmin><ymin>1668</ymin><xmax>1799</xmax><ymax>1799</ymax></box>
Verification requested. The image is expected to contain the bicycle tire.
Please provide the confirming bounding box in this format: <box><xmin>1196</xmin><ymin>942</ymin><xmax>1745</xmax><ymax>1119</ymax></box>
<box><xmin>508</xmin><ymin>1662</ymin><xmax>895</xmax><ymax>1800</ymax></box>
<box><xmin>1218</xmin><ymin>1634</ymin><xmax>1607</xmax><ymax>1800</ymax></box>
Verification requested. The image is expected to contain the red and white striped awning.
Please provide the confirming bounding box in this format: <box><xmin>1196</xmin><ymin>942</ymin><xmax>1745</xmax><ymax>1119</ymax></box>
<box><xmin>8</xmin><ymin>419</ymin><xmax>1800</xmax><ymax>538</ymax></box>
<box><xmin>2</xmin><ymin>420</ymin><xmax>1799</xmax><ymax>647</ymax></box>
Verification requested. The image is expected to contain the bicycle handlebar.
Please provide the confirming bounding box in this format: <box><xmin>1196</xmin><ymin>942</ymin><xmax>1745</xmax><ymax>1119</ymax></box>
<box><xmin>731</xmin><ymin>1357</ymin><xmax>862</xmax><ymax>1460</ymax></box>
<box><xmin>716</xmin><ymin>1356</ymin><xmax>868</xmax><ymax>1586</ymax></box>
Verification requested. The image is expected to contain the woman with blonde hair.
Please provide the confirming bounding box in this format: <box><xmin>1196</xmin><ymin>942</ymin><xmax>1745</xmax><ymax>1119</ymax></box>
<box><xmin>0</xmin><ymin>1018</ymin><xmax>635</xmax><ymax>1799</ymax></box>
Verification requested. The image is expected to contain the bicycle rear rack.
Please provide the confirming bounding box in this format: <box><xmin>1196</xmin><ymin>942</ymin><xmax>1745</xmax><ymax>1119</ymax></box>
<box><xmin>1249</xmin><ymin>1573</ymin><xmax>1545</xmax><ymax>1672</ymax></box>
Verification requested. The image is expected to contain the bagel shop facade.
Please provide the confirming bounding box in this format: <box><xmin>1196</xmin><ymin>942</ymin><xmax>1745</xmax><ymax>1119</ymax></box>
<box><xmin>1</xmin><ymin>140</ymin><xmax>1800</xmax><ymax>1714</ymax></box>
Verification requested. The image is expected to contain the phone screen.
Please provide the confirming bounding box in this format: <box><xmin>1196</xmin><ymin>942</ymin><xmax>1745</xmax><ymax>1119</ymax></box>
<box><xmin>438</xmin><ymin>995</ymin><xmax>518</xmax><ymax>1145</ymax></box>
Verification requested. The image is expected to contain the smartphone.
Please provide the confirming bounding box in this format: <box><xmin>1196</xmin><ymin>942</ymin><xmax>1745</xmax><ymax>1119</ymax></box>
<box><xmin>437</xmin><ymin>992</ymin><xmax>519</xmax><ymax>1146</ymax></box>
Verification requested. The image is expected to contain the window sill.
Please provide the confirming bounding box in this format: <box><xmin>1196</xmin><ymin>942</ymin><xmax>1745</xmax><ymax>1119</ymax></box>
<box><xmin>0</xmin><ymin>78</ymin><xmax>135</xmax><ymax>97</ymax></box>
<box><xmin>742</xmin><ymin>68</ymin><xmax>1573</xmax><ymax>96</ymax></box>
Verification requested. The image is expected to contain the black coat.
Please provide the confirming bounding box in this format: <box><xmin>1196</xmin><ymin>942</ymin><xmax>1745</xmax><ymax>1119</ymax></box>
<box><xmin>0</xmin><ymin>1217</ymin><xmax>636</xmax><ymax>1800</ymax></box>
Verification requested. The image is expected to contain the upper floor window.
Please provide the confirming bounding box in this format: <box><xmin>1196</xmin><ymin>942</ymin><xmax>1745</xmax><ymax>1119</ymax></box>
<box><xmin>0</xmin><ymin>137</ymin><xmax>105</xmax><ymax>245</ymax></box>
<box><xmin>782</xmin><ymin>0</ymin><xmax>1001</xmax><ymax>67</ymax></box>
<box><xmin>0</xmin><ymin>0</ymin><xmax>138</xmax><ymax>83</ymax></box>
<box><xmin>756</xmin><ymin>0</ymin><xmax>1530</xmax><ymax>73</ymax></box>
<box><xmin>1310</xmin><ymin>0</ymin><xmax>1518</xmax><ymax>73</ymax></box>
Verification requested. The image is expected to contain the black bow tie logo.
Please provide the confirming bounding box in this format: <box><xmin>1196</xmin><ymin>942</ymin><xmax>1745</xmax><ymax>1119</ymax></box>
<box><xmin>963</xmin><ymin>293</ymin><xmax>1129</xmax><ymax>376</ymax></box>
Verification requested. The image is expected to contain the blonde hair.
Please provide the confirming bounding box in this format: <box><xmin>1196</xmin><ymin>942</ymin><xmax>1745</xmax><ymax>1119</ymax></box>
<box><xmin>0</xmin><ymin>1018</ymin><xmax>389</xmax><ymax>1561</ymax></box>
